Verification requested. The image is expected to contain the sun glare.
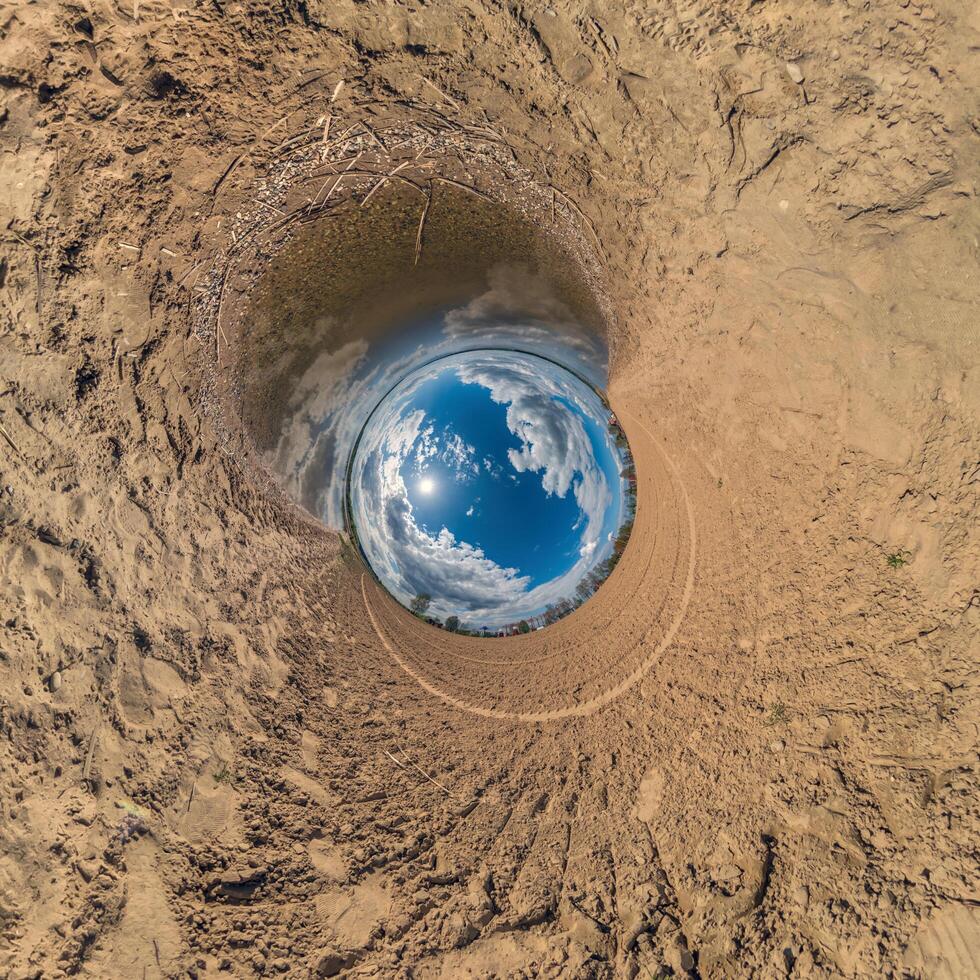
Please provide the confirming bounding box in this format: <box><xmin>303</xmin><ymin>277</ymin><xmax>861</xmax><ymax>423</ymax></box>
<box><xmin>418</xmin><ymin>477</ymin><xmax>436</xmax><ymax>495</ymax></box>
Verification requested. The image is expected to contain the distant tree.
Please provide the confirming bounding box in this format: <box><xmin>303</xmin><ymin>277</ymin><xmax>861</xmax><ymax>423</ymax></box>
<box><xmin>555</xmin><ymin>597</ymin><xmax>575</xmax><ymax>618</ymax></box>
<box><xmin>518</xmin><ymin>620</ymin><xmax>531</xmax><ymax>634</ymax></box>
<box><xmin>445</xmin><ymin>615</ymin><xmax>460</xmax><ymax>632</ymax></box>
<box><xmin>410</xmin><ymin>593</ymin><xmax>432</xmax><ymax>616</ymax></box>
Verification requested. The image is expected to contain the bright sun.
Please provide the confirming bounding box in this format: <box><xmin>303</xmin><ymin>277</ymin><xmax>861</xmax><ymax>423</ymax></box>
<box><xmin>418</xmin><ymin>477</ymin><xmax>436</xmax><ymax>495</ymax></box>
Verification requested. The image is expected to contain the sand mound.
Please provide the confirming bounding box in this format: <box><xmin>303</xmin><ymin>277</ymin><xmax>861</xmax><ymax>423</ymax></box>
<box><xmin>1</xmin><ymin>2</ymin><xmax>978</xmax><ymax>978</ymax></box>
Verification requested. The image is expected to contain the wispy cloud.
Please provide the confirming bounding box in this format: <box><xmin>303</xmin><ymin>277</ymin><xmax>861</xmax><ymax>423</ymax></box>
<box><xmin>441</xmin><ymin>430</ymin><xmax>479</xmax><ymax>481</ymax></box>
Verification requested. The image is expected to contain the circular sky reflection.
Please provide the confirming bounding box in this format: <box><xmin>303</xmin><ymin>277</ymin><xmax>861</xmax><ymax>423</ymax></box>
<box><xmin>260</xmin><ymin>262</ymin><xmax>636</xmax><ymax>633</ymax></box>
<box><xmin>350</xmin><ymin>350</ymin><xmax>635</xmax><ymax>632</ymax></box>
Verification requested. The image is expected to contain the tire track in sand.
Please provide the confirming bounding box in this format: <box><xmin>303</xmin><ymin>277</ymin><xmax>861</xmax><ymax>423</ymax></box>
<box><xmin>360</xmin><ymin>409</ymin><xmax>697</xmax><ymax>722</ymax></box>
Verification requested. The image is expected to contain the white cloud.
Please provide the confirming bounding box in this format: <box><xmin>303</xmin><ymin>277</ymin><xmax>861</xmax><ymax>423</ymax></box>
<box><xmin>441</xmin><ymin>430</ymin><xmax>479</xmax><ymax>481</ymax></box>
<box><xmin>454</xmin><ymin>356</ymin><xmax>612</xmax><ymax>565</ymax></box>
<box><xmin>351</xmin><ymin>351</ymin><xmax>621</xmax><ymax>627</ymax></box>
<box><xmin>262</xmin><ymin>263</ymin><xmax>608</xmax><ymax>536</ymax></box>
<box><xmin>352</xmin><ymin>400</ymin><xmax>531</xmax><ymax>621</ymax></box>
<box><xmin>442</xmin><ymin>264</ymin><xmax>606</xmax><ymax>386</ymax></box>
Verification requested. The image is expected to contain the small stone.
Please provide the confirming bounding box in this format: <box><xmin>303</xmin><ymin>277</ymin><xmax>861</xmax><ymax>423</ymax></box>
<box><xmin>470</xmin><ymin>904</ymin><xmax>493</xmax><ymax>926</ymax></box>
<box><xmin>665</xmin><ymin>938</ymin><xmax>696</xmax><ymax>975</ymax></box>
<box><xmin>770</xmin><ymin>739</ymin><xmax>785</xmax><ymax>752</ymax></box>
<box><xmin>49</xmin><ymin>671</ymin><xmax>62</xmax><ymax>692</ymax></box>
<box><xmin>76</xmin><ymin>860</ymin><xmax>98</xmax><ymax>883</ymax></box>
<box><xmin>785</xmin><ymin>62</ymin><xmax>804</xmax><ymax>84</ymax></box>
<box><xmin>315</xmin><ymin>951</ymin><xmax>352</xmax><ymax>977</ymax></box>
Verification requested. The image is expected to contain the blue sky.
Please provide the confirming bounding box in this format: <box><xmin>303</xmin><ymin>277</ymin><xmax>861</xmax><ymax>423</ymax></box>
<box><xmin>350</xmin><ymin>351</ymin><xmax>628</xmax><ymax>628</ymax></box>
<box><xmin>262</xmin><ymin>264</ymin><xmax>607</xmax><ymax>530</ymax></box>
<box><xmin>401</xmin><ymin>372</ymin><xmax>584</xmax><ymax>587</ymax></box>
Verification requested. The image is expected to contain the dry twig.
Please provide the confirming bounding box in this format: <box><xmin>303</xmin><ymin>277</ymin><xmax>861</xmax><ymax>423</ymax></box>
<box><xmin>360</xmin><ymin>119</ymin><xmax>386</xmax><ymax>151</ymax></box>
<box><xmin>432</xmin><ymin>175</ymin><xmax>492</xmax><ymax>201</ymax></box>
<box><xmin>215</xmin><ymin>272</ymin><xmax>230</xmax><ymax>359</ymax></box>
<box><xmin>82</xmin><ymin>725</ymin><xmax>100</xmax><ymax>782</ymax></box>
<box><xmin>418</xmin><ymin>75</ymin><xmax>461</xmax><ymax>110</ymax></box>
<box><xmin>415</xmin><ymin>183</ymin><xmax>432</xmax><ymax>265</ymax></box>
<box><xmin>211</xmin><ymin>116</ymin><xmax>288</xmax><ymax>196</ymax></box>
<box><xmin>554</xmin><ymin>188</ymin><xmax>603</xmax><ymax>255</ymax></box>
<box><xmin>0</xmin><ymin>420</ymin><xmax>22</xmax><ymax>457</ymax></box>
<box><xmin>393</xmin><ymin>745</ymin><xmax>455</xmax><ymax>797</ymax></box>
<box><xmin>361</xmin><ymin>161</ymin><xmax>411</xmax><ymax>207</ymax></box>
<box><xmin>253</xmin><ymin>197</ymin><xmax>286</xmax><ymax>216</ymax></box>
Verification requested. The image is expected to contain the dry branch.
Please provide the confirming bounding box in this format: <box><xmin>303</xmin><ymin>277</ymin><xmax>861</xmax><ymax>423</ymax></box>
<box><xmin>418</xmin><ymin>75</ymin><xmax>461</xmax><ymax>110</ymax></box>
<box><xmin>432</xmin><ymin>175</ymin><xmax>493</xmax><ymax>201</ymax></box>
<box><xmin>415</xmin><ymin>183</ymin><xmax>432</xmax><ymax>265</ymax></box>
<box><xmin>554</xmin><ymin>187</ymin><xmax>603</xmax><ymax>255</ymax></box>
<box><xmin>361</xmin><ymin>161</ymin><xmax>411</xmax><ymax>207</ymax></box>
<box><xmin>394</xmin><ymin>745</ymin><xmax>455</xmax><ymax>797</ymax></box>
<box><xmin>0</xmin><ymin>420</ymin><xmax>22</xmax><ymax>457</ymax></box>
<box><xmin>211</xmin><ymin>116</ymin><xmax>288</xmax><ymax>196</ymax></box>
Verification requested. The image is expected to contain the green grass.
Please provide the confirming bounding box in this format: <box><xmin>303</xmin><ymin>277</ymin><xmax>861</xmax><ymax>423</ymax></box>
<box><xmin>765</xmin><ymin>703</ymin><xmax>787</xmax><ymax>726</ymax></box>
<box><xmin>886</xmin><ymin>551</ymin><xmax>909</xmax><ymax>568</ymax></box>
<box><xmin>213</xmin><ymin>765</ymin><xmax>233</xmax><ymax>785</ymax></box>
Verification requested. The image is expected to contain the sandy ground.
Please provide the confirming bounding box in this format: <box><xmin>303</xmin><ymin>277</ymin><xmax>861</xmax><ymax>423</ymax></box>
<box><xmin>1</xmin><ymin>1</ymin><xmax>979</xmax><ymax>978</ymax></box>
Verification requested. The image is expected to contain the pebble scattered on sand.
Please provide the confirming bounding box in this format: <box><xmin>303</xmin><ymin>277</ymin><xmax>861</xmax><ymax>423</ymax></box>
<box><xmin>786</xmin><ymin>62</ymin><xmax>805</xmax><ymax>84</ymax></box>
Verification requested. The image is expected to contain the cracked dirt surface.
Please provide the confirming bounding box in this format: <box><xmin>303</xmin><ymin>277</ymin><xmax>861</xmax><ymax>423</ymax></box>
<box><xmin>1</xmin><ymin>1</ymin><xmax>979</xmax><ymax>978</ymax></box>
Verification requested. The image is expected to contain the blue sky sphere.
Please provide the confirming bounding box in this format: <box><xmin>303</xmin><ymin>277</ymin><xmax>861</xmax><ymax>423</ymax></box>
<box><xmin>264</xmin><ymin>264</ymin><xmax>608</xmax><ymax>531</ymax></box>
<box><xmin>350</xmin><ymin>350</ymin><xmax>631</xmax><ymax>630</ymax></box>
<box><xmin>262</xmin><ymin>262</ymin><xmax>635</xmax><ymax>631</ymax></box>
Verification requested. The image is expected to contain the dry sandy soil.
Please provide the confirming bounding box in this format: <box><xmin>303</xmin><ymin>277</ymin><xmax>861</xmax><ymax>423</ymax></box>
<box><xmin>1</xmin><ymin>1</ymin><xmax>979</xmax><ymax>978</ymax></box>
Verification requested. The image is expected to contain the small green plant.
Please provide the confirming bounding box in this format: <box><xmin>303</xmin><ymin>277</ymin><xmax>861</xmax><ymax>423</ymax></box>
<box><xmin>765</xmin><ymin>703</ymin><xmax>787</xmax><ymax>726</ymax></box>
<box><xmin>213</xmin><ymin>764</ymin><xmax>233</xmax><ymax>785</ymax></box>
<box><xmin>886</xmin><ymin>551</ymin><xmax>909</xmax><ymax>568</ymax></box>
